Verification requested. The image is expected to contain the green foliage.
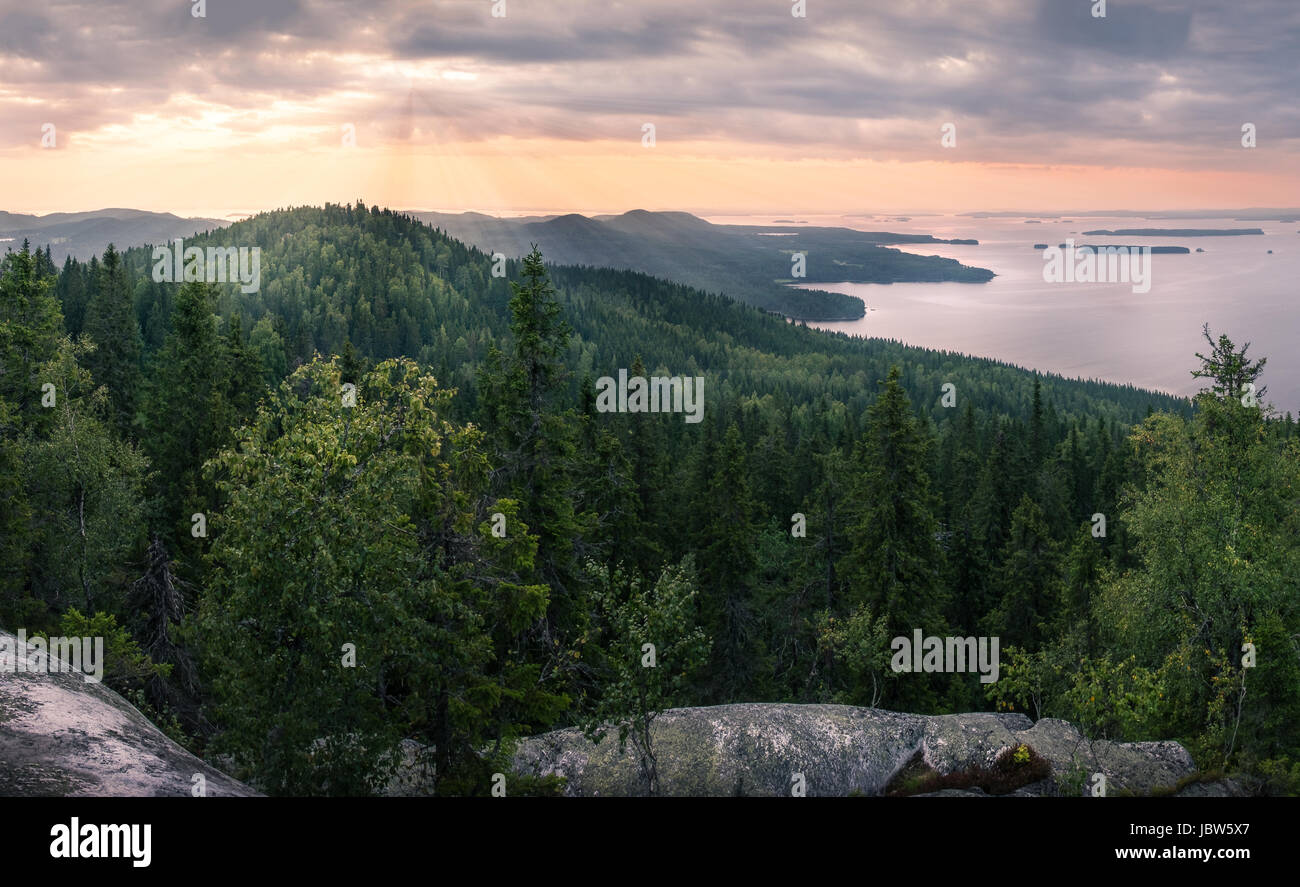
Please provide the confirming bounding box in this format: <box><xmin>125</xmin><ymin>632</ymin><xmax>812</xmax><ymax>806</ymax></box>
<box><xmin>987</xmin><ymin>646</ymin><xmax>1064</xmax><ymax>720</ymax></box>
<box><xmin>697</xmin><ymin>423</ymin><xmax>762</xmax><ymax>700</ymax></box>
<box><xmin>0</xmin><ymin>242</ymin><xmax>63</xmax><ymax>423</ymax></box>
<box><xmin>53</xmin><ymin>607</ymin><xmax>171</xmax><ymax>691</ymax></box>
<box><xmin>21</xmin><ymin>338</ymin><xmax>148</xmax><ymax>616</ymax></box>
<box><xmin>815</xmin><ymin>605</ymin><xmax>892</xmax><ymax>707</ymax></box>
<box><xmin>1056</xmin><ymin>760</ymin><xmax>1090</xmax><ymax>798</ymax></box>
<box><xmin>9</xmin><ymin>211</ymin><xmax>1293</xmax><ymax>795</ymax></box>
<box><xmin>141</xmin><ymin>282</ymin><xmax>263</xmax><ymax>559</ymax></box>
<box><xmin>477</xmin><ymin>246</ymin><xmax>597</xmax><ymax>712</ymax></box>
<box><xmin>843</xmin><ymin>366</ymin><xmax>947</xmax><ymax>709</ymax></box>
<box><xmin>1061</xmin><ymin>654</ymin><xmax>1167</xmax><ymax>741</ymax></box>
<box><xmin>1086</xmin><ymin>331</ymin><xmax>1300</xmax><ymax>764</ymax></box>
<box><xmin>198</xmin><ymin>356</ymin><xmax>567</xmax><ymax>795</ymax></box>
<box><xmin>985</xmin><ymin>495</ymin><xmax>1061</xmax><ymax>650</ymax></box>
<box><xmin>82</xmin><ymin>245</ymin><xmax>142</xmax><ymax>437</ymax></box>
<box><xmin>581</xmin><ymin>556</ymin><xmax>710</xmax><ymax>795</ymax></box>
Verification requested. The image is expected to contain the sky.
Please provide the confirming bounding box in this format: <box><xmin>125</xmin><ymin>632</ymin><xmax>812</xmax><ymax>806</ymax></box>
<box><xmin>2</xmin><ymin>0</ymin><xmax>1298</xmax><ymax>218</ymax></box>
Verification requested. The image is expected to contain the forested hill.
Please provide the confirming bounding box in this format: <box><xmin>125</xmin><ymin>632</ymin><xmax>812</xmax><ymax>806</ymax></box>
<box><xmin>103</xmin><ymin>202</ymin><xmax>1185</xmax><ymax>429</ymax></box>
<box><xmin>409</xmin><ymin>208</ymin><xmax>993</xmax><ymax>321</ymax></box>
<box><xmin>8</xmin><ymin>200</ymin><xmax>1299</xmax><ymax>797</ymax></box>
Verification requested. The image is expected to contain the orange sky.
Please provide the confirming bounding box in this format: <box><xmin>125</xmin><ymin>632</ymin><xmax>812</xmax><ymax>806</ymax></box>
<box><xmin>5</xmin><ymin>137</ymin><xmax>1296</xmax><ymax>219</ymax></box>
<box><xmin>2</xmin><ymin>1</ymin><xmax>1297</xmax><ymax>219</ymax></box>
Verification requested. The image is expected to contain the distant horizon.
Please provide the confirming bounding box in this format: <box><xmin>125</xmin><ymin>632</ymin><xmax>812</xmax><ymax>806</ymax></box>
<box><xmin>7</xmin><ymin>204</ymin><xmax>1300</xmax><ymax>226</ymax></box>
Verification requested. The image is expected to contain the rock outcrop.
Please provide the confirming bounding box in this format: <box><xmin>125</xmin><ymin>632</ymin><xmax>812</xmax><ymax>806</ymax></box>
<box><xmin>512</xmin><ymin>703</ymin><xmax>1238</xmax><ymax>797</ymax></box>
<box><xmin>0</xmin><ymin>630</ymin><xmax>257</xmax><ymax>796</ymax></box>
<box><xmin>0</xmin><ymin>628</ymin><xmax>1237</xmax><ymax>800</ymax></box>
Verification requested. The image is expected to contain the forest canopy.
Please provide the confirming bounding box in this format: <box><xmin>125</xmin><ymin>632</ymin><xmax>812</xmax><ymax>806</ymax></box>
<box><xmin>3</xmin><ymin>203</ymin><xmax>1297</xmax><ymax>796</ymax></box>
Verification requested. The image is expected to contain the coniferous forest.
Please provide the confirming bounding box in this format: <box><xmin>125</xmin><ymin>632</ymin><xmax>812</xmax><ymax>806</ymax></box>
<box><xmin>3</xmin><ymin>203</ymin><xmax>1298</xmax><ymax>796</ymax></box>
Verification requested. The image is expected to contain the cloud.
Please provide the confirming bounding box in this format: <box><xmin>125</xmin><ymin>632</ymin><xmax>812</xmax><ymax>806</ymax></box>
<box><xmin>0</xmin><ymin>0</ymin><xmax>1295</xmax><ymax>174</ymax></box>
<box><xmin>1032</xmin><ymin>0</ymin><xmax>1192</xmax><ymax>58</ymax></box>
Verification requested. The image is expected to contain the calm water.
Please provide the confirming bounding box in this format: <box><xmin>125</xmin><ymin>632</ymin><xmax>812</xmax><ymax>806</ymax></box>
<box><xmin>715</xmin><ymin>214</ymin><xmax>1299</xmax><ymax>414</ymax></box>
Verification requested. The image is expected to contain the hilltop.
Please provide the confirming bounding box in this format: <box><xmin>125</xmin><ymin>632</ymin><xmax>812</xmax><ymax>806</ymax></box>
<box><xmin>111</xmin><ymin>202</ymin><xmax>1188</xmax><ymax>426</ymax></box>
<box><xmin>412</xmin><ymin>208</ymin><xmax>993</xmax><ymax>321</ymax></box>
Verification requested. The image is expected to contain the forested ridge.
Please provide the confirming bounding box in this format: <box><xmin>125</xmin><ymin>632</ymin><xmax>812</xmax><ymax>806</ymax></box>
<box><xmin>405</xmin><ymin>207</ymin><xmax>994</xmax><ymax>321</ymax></box>
<box><xmin>3</xmin><ymin>201</ymin><xmax>1297</xmax><ymax>796</ymax></box>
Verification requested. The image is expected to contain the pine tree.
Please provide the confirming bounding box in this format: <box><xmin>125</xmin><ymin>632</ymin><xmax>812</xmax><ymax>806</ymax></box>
<box><xmin>0</xmin><ymin>244</ymin><xmax>66</xmax><ymax>615</ymax></box>
<box><xmin>576</xmin><ymin>372</ymin><xmax>637</xmax><ymax>575</ymax></box>
<box><xmin>1029</xmin><ymin>375</ymin><xmax>1046</xmax><ymax>467</ymax></box>
<box><xmin>620</xmin><ymin>355</ymin><xmax>668</xmax><ymax>577</ymax></box>
<box><xmin>807</xmin><ymin>446</ymin><xmax>852</xmax><ymax>613</ymax></box>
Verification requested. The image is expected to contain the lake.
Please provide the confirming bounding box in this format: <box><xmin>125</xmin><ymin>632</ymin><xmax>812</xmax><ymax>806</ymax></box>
<box><xmin>714</xmin><ymin>214</ymin><xmax>1299</xmax><ymax>414</ymax></box>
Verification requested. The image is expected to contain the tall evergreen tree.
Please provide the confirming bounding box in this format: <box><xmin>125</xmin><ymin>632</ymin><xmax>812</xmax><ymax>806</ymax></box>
<box><xmin>0</xmin><ymin>242</ymin><xmax>63</xmax><ymax>423</ymax></box>
<box><xmin>845</xmin><ymin>366</ymin><xmax>947</xmax><ymax>634</ymax></box>
<box><xmin>55</xmin><ymin>255</ymin><xmax>89</xmax><ymax>338</ymax></box>
<box><xmin>700</xmin><ymin>422</ymin><xmax>761</xmax><ymax>701</ymax></box>
<box><xmin>985</xmin><ymin>494</ymin><xmax>1061</xmax><ymax>651</ymax></box>
<box><xmin>83</xmin><ymin>245</ymin><xmax>142</xmax><ymax>437</ymax></box>
<box><xmin>142</xmin><ymin>283</ymin><xmax>261</xmax><ymax>557</ymax></box>
<box><xmin>477</xmin><ymin>246</ymin><xmax>593</xmax><ymax>678</ymax></box>
<box><xmin>0</xmin><ymin>243</ymin><xmax>66</xmax><ymax>615</ymax></box>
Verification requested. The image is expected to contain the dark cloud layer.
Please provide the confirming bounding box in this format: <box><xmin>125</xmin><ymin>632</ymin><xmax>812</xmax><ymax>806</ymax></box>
<box><xmin>1</xmin><ymin>0</ymin><xmax>1296</xmax><ymax>168</ymax></box>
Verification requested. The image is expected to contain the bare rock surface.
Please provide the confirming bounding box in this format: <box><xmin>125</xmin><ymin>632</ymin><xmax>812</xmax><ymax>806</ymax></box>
<box><xmin>512</xmin><ymin>703</ymin><xmax>1240</xmax><ymax>797</ymax></box>
<box><xmin>0</xmin><ymin>629</ymin><xmax>258</xmax><ymax>797</ymax></box>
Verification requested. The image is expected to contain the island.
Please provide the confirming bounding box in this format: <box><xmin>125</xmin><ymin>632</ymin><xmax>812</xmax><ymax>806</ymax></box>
<box><xmin>1034</xmin><ymin>244</ymin><xmax>1191</xmax><ymax>254</ymax></box>
<box><xmin>1081</xmin><ymin>228</ymin><xmax>1264</xmax><ymax>237</ymax></box>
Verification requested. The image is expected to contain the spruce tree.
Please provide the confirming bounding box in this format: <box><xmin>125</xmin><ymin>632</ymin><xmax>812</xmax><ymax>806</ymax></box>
<box><xmin>700</xmin><ymin>422</ymin><xmax>760</xmax><ymax>701</ymax></box>
<box><xmin>476</xmin><ymin>246</ymin><xmax>592</xmax><ymax>676</ymax></box>
<box><xmin>83</xmin><ymin>245</ymin><xmax>142</xmax><ymax>437</ymax></box>
<box><xmin>985</xmin><ymin>494</ymin><xmax>1061</xmax><ymax>650</ymax></box>
<box><xmin>0</xmin><ymin>244</ymin><xmax>65</xmax><ymax>615</ymax></box>
<box><xmin>142</xmin><ymin>283</ymin><xmax>260</xmax><ymax>557</ymax></box>
<box><xmin>845</xmin><ymin>366</ymin><xmax>947</xmax><ymax>635</ymax></box>
<box><xmin>55</xmin><ymin>255</ymin><xmax>89</xmax><ymax>338</ymax></box>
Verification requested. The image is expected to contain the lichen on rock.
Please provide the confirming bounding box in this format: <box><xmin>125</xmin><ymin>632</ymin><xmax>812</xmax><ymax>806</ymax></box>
<box><xmin>511</xmin><ymin>703</ymin><xmax>1240</xmax><ymax>797</ymax></box>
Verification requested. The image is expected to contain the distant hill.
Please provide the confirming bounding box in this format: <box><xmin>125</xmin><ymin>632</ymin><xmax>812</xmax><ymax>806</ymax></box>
<box><xmin>105</xmin><ymin>203</ymin><xmax>1186</xmax><ymax>426</ymax></box>
<box><xmin>411</xmin><ymin>209</ymin><xmax>994</xmax><ymax>321</ymax></box>
<box><xmin>0</xmin><ymin>208</ymin><xmax>227</xmax><ymax>264</ymax></box>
